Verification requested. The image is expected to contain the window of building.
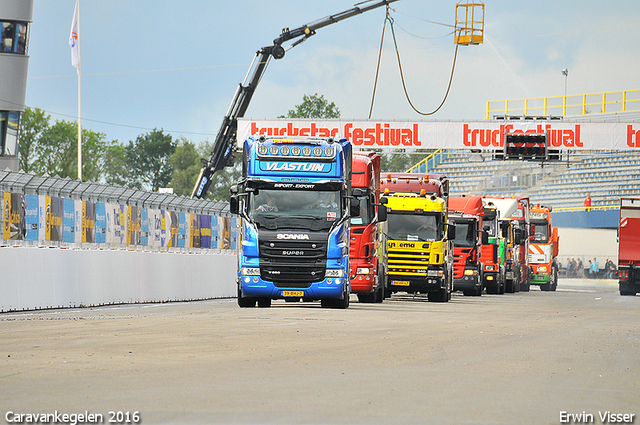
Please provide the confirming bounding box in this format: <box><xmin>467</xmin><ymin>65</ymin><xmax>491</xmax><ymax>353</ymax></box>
<box><xmin>1</xmin><ymin>21</ymin><xmax>29</xmax><ymax>54</ymax></box>
<box><xmin>0</xmin><ymin>111</ymin><xmax>21</xmax><ymax>156</ymax></box>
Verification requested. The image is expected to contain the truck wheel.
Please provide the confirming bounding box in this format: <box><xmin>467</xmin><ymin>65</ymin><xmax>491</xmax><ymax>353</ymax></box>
<box><xmin>619</xmin><ymin>281</ymin><xmax>638</xmax><ymax>296</ymax></box>
<box><xmin>375</xmin><ymin>269</ymin><xmax>385</xmax><ymax>303</ymax></box>
<box><xmin>505</xmin><ymin>279</ymin><xmax>514</xmax><ymax>294</ymax></box>
<box><xmin>357</xmin><ymin>292</ymin><xmax>376</xmax><ymax>303</ymax></box>
<box><xmin>237</xmin><ymin>285</ymin><xmax>256</xmax><ymax>308</ymax></box>
<box><xmin>550</xmin><ymin>267</ymin><xmax>558</xmax><ymax>291</ymax></box>
<box><xmin>257</xmin><ymin>298</ymin><xmax>272</xmax><ymax>307</ymax></box>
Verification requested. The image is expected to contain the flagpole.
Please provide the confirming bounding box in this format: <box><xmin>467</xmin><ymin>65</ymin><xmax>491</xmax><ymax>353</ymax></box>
<box><xmin>76</xmin><ymin>0</ymin><xmax>82</xmax><ymax>181</ymax></box>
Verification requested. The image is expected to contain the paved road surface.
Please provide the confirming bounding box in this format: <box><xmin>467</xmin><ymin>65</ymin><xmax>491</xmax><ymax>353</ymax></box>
<box><xmin>1</xmin><ymin>279</ymin><xmax>639</xmax><ymax>425</ymax></box>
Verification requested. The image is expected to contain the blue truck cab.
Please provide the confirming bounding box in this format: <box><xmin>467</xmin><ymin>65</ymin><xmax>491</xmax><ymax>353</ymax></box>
<box><xmin>230</xmin><ymin>135</ymin><xmax>354</xmax><ymax>308</ymax></box>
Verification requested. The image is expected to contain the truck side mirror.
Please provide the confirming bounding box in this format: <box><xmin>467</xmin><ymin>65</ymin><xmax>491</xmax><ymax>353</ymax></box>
<box><xmin>377</xmin><ymin>204</ymin><xmax>387</xmax><ymax>222</ymax></box>
<box><xmin>350</xmin><ymin>198</ymin><xmax>361</xmax><ymax>217</ymax></box>
<box><xmin>514</xmin><ymin>228</ymin><xmax>522</xmax><ymax>245</ymax></box>
<box><xmin>448</xmin><ymin>223</ymin><xmax>456</xmax><ymax>240</ymax></box>
<box><xmin>229</xmin><ymin>195</ymin><xmax>239</xmax><ymax>215</ymax></box>
<box><xmin>379</xmin><ymin>196</ymin><xmax>388</xmax><ymax>205</ymax></box>
<box><xmin>481</xmin><ymin>230</ymin><xmax>489</xmax><ymax>245</ymax></box>
<box><xmin>529</xmin><ymin>224</ymin><xmax>536</xmax><ymax>240</ymax></box>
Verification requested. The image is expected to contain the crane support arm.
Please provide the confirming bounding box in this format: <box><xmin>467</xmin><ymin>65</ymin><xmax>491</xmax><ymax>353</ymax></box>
<box><xmin>191</xmin><ymin>0</ymin><xmax>399</xmax><ymax>199</ymax></box>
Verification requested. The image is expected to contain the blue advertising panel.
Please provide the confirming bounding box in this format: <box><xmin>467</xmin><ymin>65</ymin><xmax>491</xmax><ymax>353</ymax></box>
<box><xmin>95</xmin><ymin>202</ymin><xmax>106</xmax><ymax>244</ymax></box>
<box><xmin>178</xmin><ymin>212</ymin><xmax>186</xmax><ymax>248</ymax></box>
<box><xmin>62</xmin><ymin>198</ymin><xmax>75</xmax><ymax>243</ymax></box>
<box><xmin>211</xmin><ymin>215</ymin><xmax>219</xmax><ymax>249</ymax></box>
<box><xmin>140</xmin><ymin>208</ymin><xmax>148</xmax><ymax>246</ymax></box>
<box><xmin>24</xmin><ymin>194</ymin><xmax>39</xmax><ymax>242</ymax></box>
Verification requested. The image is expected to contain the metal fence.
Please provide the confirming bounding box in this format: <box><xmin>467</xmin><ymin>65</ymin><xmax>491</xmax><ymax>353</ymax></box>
<box><xmin>1</xmin><ymin>170</ymin><xmax>237</xmax><ymax>252</ymax></box>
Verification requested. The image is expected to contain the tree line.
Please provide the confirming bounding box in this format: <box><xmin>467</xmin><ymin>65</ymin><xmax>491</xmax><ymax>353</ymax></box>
<box><xmin>18</xmin><ymin>94</ymin><xmax>430</xmax><ymax>200</ymax></box>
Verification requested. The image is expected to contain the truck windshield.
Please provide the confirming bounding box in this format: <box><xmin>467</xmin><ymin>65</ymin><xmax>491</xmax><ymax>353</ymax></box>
<box><xmin>531</xmin><ymin>220</ymin><xmax>549</xmax><ymax>243</ymax></box>
<box><xmin>350</xmin><ymin>193</ymin><xmax>373</xmax><ymax>226</ymax></box>
<box><xmin>388</xmin><ymin>213</ymin><xmax>443</xmax><ymax>242</ymax></box>
<box><xmin>248</xmin><ymin>189</ymin><xmax>342</xmax><ymax>231</ymax></box>
<box><xmin>452</xmin><ymin>219</ymin><xmax>476</xmax><ymax>247</ymax></box>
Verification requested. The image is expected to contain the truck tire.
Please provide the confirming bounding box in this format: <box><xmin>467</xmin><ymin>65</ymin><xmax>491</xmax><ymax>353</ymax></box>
<box><xmin>357</xmin><ymin>292</ymin><xmax>376</xmax><ymax>303</ymax></box>
<box><xmin>257</xmin><ymin>298</ymin><xmax>272</xmax><ymax>307</ymax></box>
<box><xmin>237</xmin><ymin>284</ymin><xmax>257</xmax><ymax>308</ymax></box>
<box><xmin>619</xmin><ymin>281</ymin><xmax>638</xmax><ymax>296</ymax></box>
<box><xmin>505</xmin><ymin>278</ymin><xmax>514</xmax><ymax>294</ymax></box>
<box><xmin>375</xmin><ymin>268</ymin><xmax>385</xmax><ymax>303</ymax></box>
<box><xmin>550</xmin><ymin>266</ymin><xmax>558</xmax><ymax>291</ymax></box>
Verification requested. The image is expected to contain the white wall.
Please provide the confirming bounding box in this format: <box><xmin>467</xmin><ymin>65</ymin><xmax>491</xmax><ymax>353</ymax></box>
<box><xmin>0</xmin><ymin>248</ymin><xmax>237</xmax><ymax>312</ymax></box>
<box><xmin>557</xmin><ymin>227</ymin><xmax>618</xmax><ymax>266</ymax></box>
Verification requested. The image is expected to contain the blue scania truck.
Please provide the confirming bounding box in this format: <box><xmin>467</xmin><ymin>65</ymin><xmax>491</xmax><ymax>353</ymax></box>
<box><xmin>229</xmin><ymin>135</ymin><xmax>356</xmax><ymax>308</ymax></box>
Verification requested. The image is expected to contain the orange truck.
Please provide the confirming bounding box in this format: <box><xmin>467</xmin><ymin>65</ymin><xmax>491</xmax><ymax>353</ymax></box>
<box><xmin>528</xmin><ymin>203</ymin><xmax>559</xmax><ymax>291</ymax></box>
<box><xmin>349</xmin><ymin>152</ymin><xmax>386</xmax><ymax>302</ymax></box>
<box><xmin>448</xmin><ymin>196</ymin><xmax>485</xmax><ymax>296</ymax></box>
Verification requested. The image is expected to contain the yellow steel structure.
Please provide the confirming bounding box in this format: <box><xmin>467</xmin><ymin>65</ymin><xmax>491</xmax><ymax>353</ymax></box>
<box><xmin>485</xmin><ymin>89</ymin><xmax>640</xmax><ymax>119</ymax></box>
<box><xmin>455</xmin><ymin>2</ymin><xmax>484</xmax><ymax>45</ymax></box>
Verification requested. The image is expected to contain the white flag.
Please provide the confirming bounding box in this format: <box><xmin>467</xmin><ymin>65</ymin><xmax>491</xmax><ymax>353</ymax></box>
<box><xmin>69</xmin><ymin>0</ymin><xmax>79</xmax><ymax>70</ymax></box>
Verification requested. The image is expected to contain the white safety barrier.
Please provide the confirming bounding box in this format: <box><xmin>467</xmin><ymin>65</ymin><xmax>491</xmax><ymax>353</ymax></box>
<box><xmin>0</xmin><ymin>247</ymin><xmax>237</xmax><ymax>312</ymax></box>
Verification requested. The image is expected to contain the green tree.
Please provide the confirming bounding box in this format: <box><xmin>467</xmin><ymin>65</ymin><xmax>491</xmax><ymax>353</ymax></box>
<box><xmin>125</xmin><ymin>129</ymin><xmax>176</xmax><ymax>191</ymax></box>
<box><xmin>19</xmin><ymin>107</ymin><xmax>49</xmax><ymax>172</ymax></box>
<box><xmin>103</xmin><ymin>143</ymin><xmax>129</xmax><ymax>187</ymax></box>
<box><xmin>282</xmin><ymin>93</ymin><xmax>340</xmax><ymax>119</ymax></box>
<box><xmin>30</xmin><ymin>119</ymin><xmax>109</xmax><ymax>181</ymax></box>
<box><xmin>168</xmin><ymin>137</ymin><xmax>203</xmax><ymax>197</ymax></box>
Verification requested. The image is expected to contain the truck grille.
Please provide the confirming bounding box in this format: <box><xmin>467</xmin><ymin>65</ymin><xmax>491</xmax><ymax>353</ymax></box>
<box><xmin>259</xmin><ymin>236</ymin><xmax>327</xmax><ymax>287</ymax></box>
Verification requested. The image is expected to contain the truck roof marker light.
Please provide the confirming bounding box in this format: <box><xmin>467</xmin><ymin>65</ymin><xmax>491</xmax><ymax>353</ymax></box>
<box><xmin>384</xmin><ymin>188</ymin><xmax>390</xmax><ymax>194</ymax></box>
<box><xmin>386</xmin><ymin>174</ymin><xmax>392</xmax><ymax>182</ymax></box>
<box><xmin>420</xmin><ymin>189</ymin><xmax>426</xmax><ymax>197</ymax></box>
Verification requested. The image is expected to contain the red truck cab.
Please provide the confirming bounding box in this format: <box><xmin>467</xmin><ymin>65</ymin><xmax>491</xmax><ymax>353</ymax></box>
<box><xmin>448</xmin><ymin>196</ymin><xmax>485</xmax><ymax>296</ymax></box>
<box><xmin>618</xmin><ymin>198</ymin><xmax>640</xmax><ymax>296</ymax></box>
<box><xmin>350</xmin><ymin>152</ymin><xmax>386</xmax><ymax>302</ymax></box>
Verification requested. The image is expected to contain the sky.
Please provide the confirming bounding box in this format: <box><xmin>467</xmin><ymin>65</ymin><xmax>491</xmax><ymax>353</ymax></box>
<box><xmin>25</xmin><ymin>0</ymin><xmax>640</xmax><ymax>146</ymax></box>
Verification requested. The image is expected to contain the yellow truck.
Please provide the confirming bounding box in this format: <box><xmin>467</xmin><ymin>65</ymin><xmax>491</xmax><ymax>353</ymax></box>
<box><xmin>379</xmin><ymin>173</ymin><xmax>454</xmax><ymax>302</ymax></box>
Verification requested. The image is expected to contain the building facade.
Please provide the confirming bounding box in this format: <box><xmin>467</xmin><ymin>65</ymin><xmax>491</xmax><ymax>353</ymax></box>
<box><xmin>0</xmin><ymin>0</ymin><xmax>33</xmax><ymax>171</ymax></box>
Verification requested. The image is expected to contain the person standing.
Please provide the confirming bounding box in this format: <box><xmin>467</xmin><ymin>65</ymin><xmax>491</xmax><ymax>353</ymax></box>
<box><xmin>583</xmin><ymin>193</ymin><xmax>592</xmax><ymax>207</ymax></box>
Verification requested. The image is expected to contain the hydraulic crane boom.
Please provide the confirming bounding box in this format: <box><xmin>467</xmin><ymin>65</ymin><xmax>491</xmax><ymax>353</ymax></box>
<box><xmin>191</xmin><ymin>0</ymin><xmax>399</xmax><ymax>199</ymax></box>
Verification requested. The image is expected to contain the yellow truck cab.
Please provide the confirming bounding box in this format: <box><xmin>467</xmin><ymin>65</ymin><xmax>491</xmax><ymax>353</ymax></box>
<box><xmin>379</xmin><ymin>173</ymin><xmax>454</xmax><ymax>302</ymax></box>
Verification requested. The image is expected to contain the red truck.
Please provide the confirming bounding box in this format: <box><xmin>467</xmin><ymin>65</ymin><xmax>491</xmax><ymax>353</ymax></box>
<box><xmin>618</xmin><ymin>198</ymin><xmax>640</xmax><ymax>296</ymax></box>
<box><xmin>448</xmin><ymin>196</ymin><xmax>485</xmax><ymax>296</ymax></box>
<box><xmin>350</xmin><ymin>152</ymin><xmax>386</xmax><ymax>302</ymax></box>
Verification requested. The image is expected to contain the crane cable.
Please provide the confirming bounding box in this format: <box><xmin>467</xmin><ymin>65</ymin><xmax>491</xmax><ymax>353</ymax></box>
<box><xmin>369</xmin><ymin>7</ymin><xmax>461</xmax><ymax>117</ymax></box>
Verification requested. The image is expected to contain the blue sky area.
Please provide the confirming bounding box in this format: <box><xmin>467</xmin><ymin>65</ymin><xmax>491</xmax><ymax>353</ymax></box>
<box><xmin>25</xmin><ymin>0</ymin><xmax>640</xmax><ymax>145</ymax></box>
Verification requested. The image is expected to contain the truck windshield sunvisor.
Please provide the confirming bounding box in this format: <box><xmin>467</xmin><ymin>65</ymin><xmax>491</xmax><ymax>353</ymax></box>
<box><xmin>248</xmin><ymin>189</ymin><xmax>342</xmax><ymax>231</ymax></box>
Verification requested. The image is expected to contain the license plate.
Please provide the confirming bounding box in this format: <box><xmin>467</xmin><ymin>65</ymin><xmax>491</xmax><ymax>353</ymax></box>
<box><xmin>391</xmin><ymin>280</ymin><xmax>410</xmax><ymax>286</ymax></box>
<box><xmin>282</xmin><ymin>290</ymin><xmax>304</xmax><ymax>297</ymax></box>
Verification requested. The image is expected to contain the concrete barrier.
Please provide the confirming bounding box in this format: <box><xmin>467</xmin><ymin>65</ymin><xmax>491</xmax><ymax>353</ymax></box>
<box><xmin>0</xmin><ymin>247</ymin><xmax>237</xmax><ymax>312</ymax></box>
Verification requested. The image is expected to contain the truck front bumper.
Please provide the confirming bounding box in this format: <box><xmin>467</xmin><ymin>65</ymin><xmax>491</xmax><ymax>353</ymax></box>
<box><xmin>529</xmin><ymin>273</ymin><xmax>551</xmax><ymax>285</ymax></box>
<box><xmin>238</xmin><ymin>275</ymin><xmax>347</xmax><ymax>300</ymax></box>
<box><xmin>388</xmin><ymin>275</ymin><xmax>445</xmax><ymax>293</ymax></box>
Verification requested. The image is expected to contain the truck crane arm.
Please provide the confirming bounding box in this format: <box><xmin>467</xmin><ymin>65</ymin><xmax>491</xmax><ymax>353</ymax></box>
<box><xmin>191</xmin><ymin>0</ymin><xmax>399</xmax><ymax>199</ymax></box>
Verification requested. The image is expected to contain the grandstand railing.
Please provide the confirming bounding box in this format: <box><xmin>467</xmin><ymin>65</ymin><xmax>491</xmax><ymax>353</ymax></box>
<box><xmin>486</xmin><ymin>89</ymin><xmax>640</xmax><ymax>119</ymax></box>
<box><xmin>406</xmin><ymin>149</ymin><xmax>450</xmax><ymax>173</ymax></box>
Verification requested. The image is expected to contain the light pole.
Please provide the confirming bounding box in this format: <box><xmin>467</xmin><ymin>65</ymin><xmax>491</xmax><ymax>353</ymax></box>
<box><xmin>561</xmin><ymin>68</ymin><xmax>568</xmax><ymax>97</ymax></box>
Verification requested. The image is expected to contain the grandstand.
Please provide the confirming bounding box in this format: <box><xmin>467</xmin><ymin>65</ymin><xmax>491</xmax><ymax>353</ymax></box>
<box><xmin>408</xmin><ymin>90</ymin><xmax>640</xmax><ymax>210</ymax></box>
<box><xmin>421</xmin><ymin>149</ymin><xmax>640</xmax><ymax>209</ymax></box>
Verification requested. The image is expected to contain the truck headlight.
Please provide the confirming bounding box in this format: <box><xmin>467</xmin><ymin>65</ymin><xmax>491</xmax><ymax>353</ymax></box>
<box><xmin>485</xmin><ymin>265</ymin><xmax>495</xmax><ymax>272</ymax></box>
<box><xmin>326</xmin><ymin>269</ymin><xmax>344</xmax><ymax>278</ymax></box>
<box><xmin>356</xmin><ymin>267</ymin><xmax>372</xmax><ymax>275</ymax></box>
<box><xmin>464</xmin><ymin>269</ymin><xmax>477</xmax><ymax>276</ymax></box>
<box><xmin>241</xmin><ymin>267</ymin><xmax>260</xmax><ymax>276</ymax></box>
<box><xmin>538</xmin><ymin>266</ymin><xmax>548</xmax><ymax>272</ymax></box>
<box><xmin>427</xmin><ymin>270</ymin><xmax>443</xmax><ymax>277</ymax></box>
